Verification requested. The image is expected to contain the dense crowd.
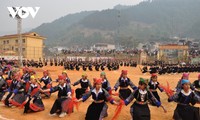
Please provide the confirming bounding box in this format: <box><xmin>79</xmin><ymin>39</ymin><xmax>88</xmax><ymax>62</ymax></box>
<box><xmin>21</xmin><ymin>58</ymin><xmax>137</xmax><ymax>71</ymax></box>
<box><xmin>61</xmin><ymin>49</ymin><xmax>141</xmax><ymax>56</ymax></box>
<box><xmin>141</xmin><ymin>64</ymin><xmax>200</xmax><ymax>75</ymax></box>
<box><xmin>0</xmin><ymin>57</ymin><xmax>200</xmax><ymax>120</ymax></box>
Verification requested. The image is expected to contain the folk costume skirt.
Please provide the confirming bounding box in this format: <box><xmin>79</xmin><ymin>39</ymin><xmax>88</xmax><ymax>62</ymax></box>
<box><xmin>85</xmin><ymin>102</ymin><xmax>108</xmax><ymax>120</ymax></box>
<box><xmin>173</xmin><ymin>104</ymin><xmax>200</xmax><ymax>120</ymax></box>
<box><xmin>130</xmin><ymin>102</ymin><xmax>150</xmax><ymax>120</ymax></box>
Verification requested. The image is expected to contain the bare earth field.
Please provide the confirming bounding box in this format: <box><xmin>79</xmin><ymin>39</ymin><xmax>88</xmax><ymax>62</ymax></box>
<box><xmin>0</xmin><ymin>65</ymin><xmax>199</xmax><ymax>120</ymax></box>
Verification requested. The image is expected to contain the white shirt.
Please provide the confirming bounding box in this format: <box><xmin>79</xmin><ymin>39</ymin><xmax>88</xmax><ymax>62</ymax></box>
<box><xmin>92</xmin><ymin>88</ymin><xmax>103</xmax><ymax>98</ymax></box>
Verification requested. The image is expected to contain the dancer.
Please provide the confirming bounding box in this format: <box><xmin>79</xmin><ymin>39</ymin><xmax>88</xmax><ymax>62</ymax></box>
<box><xmin>21</xmin><ymin>67</ymin><xmax>30</xmax><ymax>93</ymax></box>
<box><xmin>23</xmin><ymin>75</ymin><xmax>44</xmax><ymax>113</ymax></box>
<box><xmin>113</xmin><ymin>70</ymin><xmax>137</xmax><ymax>99</ymax></box>
<box><xmin>41</xmin><ymin>75</ymin><xmax>72</xmax><ymax>118</ymax></box>
<box><xmin>40</xmin><ymin>70</ymin><xmax>52</xmax><ymax>98</ymax></box>
<box><xmin>100</xmin><ymin>72</ymin><xmax>111</xmax><ymax>93</ymax></box>
<box><xmin>72</xmin><ymin>73</ymin><xmax>92</xmax><ymax>99</ymax></box>
<box><xmin>77</xmin><ymin>78</ymin><xmax>118</xmax><ymax>120</ymax></box>
<box><xmin>62</xmin><ymin>71</ymin><xmax>71</xmax><ymax>84</ymax></box>
<box><xmin>175</xmin><ymin>73</ymin><xmax>194</xmax><ymax>92</ymax></box>
<box><xmin>124</xmin><ymin>78</ymin><xmax>163</xmax><ymax>120</ymax></box>
<box><xmin>2</xmin><ymin>72</ymin><xmax>26</xmax><ymax>107</ymax></box>
<box><xmin>148</xmin><ymin>73</ymin><xmax>163</xmax><ymax>105</ymax></box>
<box><xmin>168</xmin><ymin>79</ymin><xmax>200</xmax><ymax>120</ymax></box>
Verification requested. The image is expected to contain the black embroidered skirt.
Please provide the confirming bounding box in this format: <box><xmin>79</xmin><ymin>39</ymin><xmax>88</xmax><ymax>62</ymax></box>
<box><xmin>173</xmin><ymin>104</ymin><xmax>200</xmax><ymax>120</ymax></box>
<box><xmin>30</xmin><ymin>98</ymin><xmax>45</xmax><ymax>112</ymax></box>
<box><xmin>130</xmin><ymin>102</ymin><xmax>150</xmax><ymax>120</ymax></box>
<box><xmin>12</xmin><ymin>92</ymin><xmax>26</xmax><ymax>106</ymax></box>
<box><xmin>85</xmin><ymin>102</ymin><xmax>106</xmax><ymax>120</ymax></box>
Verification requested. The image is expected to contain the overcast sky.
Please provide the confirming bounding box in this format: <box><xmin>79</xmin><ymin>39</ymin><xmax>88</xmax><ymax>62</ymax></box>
<box><xmin>0</xmin><ymin>0</ymin><xmax>143</xmax><ymax>35</ymax></box>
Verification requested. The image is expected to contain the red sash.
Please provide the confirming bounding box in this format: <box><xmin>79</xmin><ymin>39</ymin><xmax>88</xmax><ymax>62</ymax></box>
<box><xmin>111</xmin><ymin>100</ymin><xmax>124</xmax><ymax>120</ymax></box>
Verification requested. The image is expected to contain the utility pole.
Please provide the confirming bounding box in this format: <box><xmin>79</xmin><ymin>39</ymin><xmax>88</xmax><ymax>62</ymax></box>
<box><xmin>17</xmin><ymin>18</ymin><xmax>23</xmax><ymax>67</ymax></box>
<box><xmin>9</xmin><ymin>7</ymin><xmax>24</xmax><ymax>67</ymax></box>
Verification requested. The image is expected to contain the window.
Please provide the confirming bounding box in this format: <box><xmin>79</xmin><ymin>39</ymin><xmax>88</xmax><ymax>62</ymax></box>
<box><xmin>3</xmin><ymin>41</ymin><xmax>6</xmax><ymax>44</ymax></box>
<box><xmin>15</xmin><ymin>48</ymin><xmax>18</xmax><ymax>51</ymax></box>
<box><xmin>7</xmin><ymin>40</ymin><xmax>9</xmax><ymax>44</ymax></box>
<box><xmin>15</xmin><ymin>39</ymin><xmax>18</xmax><ymax>43</ymax></box>
<box><xmin>22</xmin><ymin>48</ymin><xmax>25</xmax><ymax>51</ymax></box>
<box><xmin>22</xmin><ymin>39</ymin><xmax>25</xmax><ymax>43</ymax></box>
<box><xmin>12</xmin><ymin>46</ymin><xmax>14</xmax><ymax>50</ymax></box>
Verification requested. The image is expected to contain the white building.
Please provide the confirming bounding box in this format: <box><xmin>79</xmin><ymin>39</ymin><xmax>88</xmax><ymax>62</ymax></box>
<box><xmin>91</xmin><ymin>43</ymin><xmax>115</xmax><ymax>51</ymax></box>
<box><xmin>49</xmin><ymin>46</ymin><xmax>68</xmax><ymax>54</ymax></box>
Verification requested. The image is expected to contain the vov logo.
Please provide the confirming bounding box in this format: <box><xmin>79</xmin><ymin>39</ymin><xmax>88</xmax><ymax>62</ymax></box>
<box><xmin>7</xmin><ymin>7</ymin><xmax>40</xmax><ymax>19</ymax></box>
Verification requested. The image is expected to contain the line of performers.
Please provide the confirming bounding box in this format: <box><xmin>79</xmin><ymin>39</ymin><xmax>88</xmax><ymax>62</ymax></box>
<box><xmin>64</xmin><ymin>60</ymin><xmax>137</xmax><ymax>71</ymax></box>
<box><xmin>0</xmin><ymin>67</ymin><xmax>200</xmax><ymax>120</ymax></box>
<box><xmin>141</xmin><ymin>64</ymin><xmax>200</xmax><ymax>75</ymax></box>
<box><xmin>21</xmin><ymin>58</ymin><xmax>137</xmax><ymax>70</ymax></box>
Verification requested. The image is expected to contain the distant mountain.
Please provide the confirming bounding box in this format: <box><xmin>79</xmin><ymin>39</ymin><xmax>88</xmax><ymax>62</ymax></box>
<box><xmin>31</xmin><ymin>0</ymin><xmax>200</xmax><ymax>47</ymax></box>
<box><xmin>113</xmin><ymin>4</ymin><xmax>132</xmax><ymax>10</ymax></box>
<box><xmin>31</xmin><ymin>11</ymin><xmax>95</xmax><ymax>46</ymax></box>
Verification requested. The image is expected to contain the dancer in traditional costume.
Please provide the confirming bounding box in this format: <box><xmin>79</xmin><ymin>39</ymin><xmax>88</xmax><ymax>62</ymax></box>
<box><xmin>100</xmin><ymin>72</ymin><xmax>111</xmax><ymax>93</ymax></box>
<box><xmin>123</xmin><ymin>78</ymin><xmax>163</xmax><ymax>120</ymax></box>
<box><xmin>175</xmin><ymin>73</ymin><xmax>194</xmax><ymax>92</ymax></box>
<box><xmin>62</xmin><ymin>70</ymin><xmax>71</xmax><ymax>84</ymax></box>
<box><xmin>168</xmin><ymin>79</ymin><xmax>200</xmax><ymax>120</ymax></box>
<box><xmin>77</xmin><ymin>78</ymin><xmax>118</xmax><ymax>120</ymax></box>
<box><xmin>21</xmin><ymin>67</ymin><xmax>30</xmax><ymax>83</ymax></box>
<box><xmin>72</xmin><ymin>73</ymin><xmax>92</xmax><ymax>99</ymax></box>
<box><xmin>113</xmin><ymin>70</ymin><xmax>137</xmax><ymax>100</ymax></box>
<box><xmin>21</xmin><ymin>67</ymin><xmax>30</xmax><ymax>93</ymax></box>
<box><xmin>2</xmin><ymin>72</ymin><xmax>26</xmax><ymax>107</ymax></box>
<box><xmin>23</xmin><ymin>75</ymin><xmax>44</xmax><ymax>113</ymax></box>
<box><xmin>41</xmin><ymin>75</ymin><xmax>72</xmax><ymax>118</ymax></box>
<box><xmin>148</xmin><ymin>73</ymin><xmax>163</xmax><ymax>105</ymax></box>
<box><xmin>55</xmin><ymin>71</ymin><xmax>71</xmax><ymax>84</ymax></box>
<box><xmin>40</xmin><ymin>70</ymin><xmax>52</xmax><ymax>98</ymax></box>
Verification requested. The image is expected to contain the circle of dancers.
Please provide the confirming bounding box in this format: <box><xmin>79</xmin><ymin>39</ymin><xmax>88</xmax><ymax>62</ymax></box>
<box><xmin>0</xmin><ymin>66</ymin><xmax>200</xmax><ymax>120</ymax></box>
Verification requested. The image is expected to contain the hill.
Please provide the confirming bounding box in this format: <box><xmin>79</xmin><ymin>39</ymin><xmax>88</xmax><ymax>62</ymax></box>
<box><xmin>31</xmin><ymin>0</ymin><xmax>200</xmax><ymax>47</ymax></box>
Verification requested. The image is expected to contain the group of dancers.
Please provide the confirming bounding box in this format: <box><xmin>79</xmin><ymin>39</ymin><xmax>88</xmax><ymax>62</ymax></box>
<box><xmin>21</xmin><ymin>58</ymin><xmax>137</xmax><ymax>71</ymax></box>
<box><xmin>0</xmin><ymin>65</ymin><xmax>200</xmax><ymax>120</ymax></box>
<box><xmin>141</xmin><ymin>64</ymin><xmax>200</xmax><ymax>75</ymax></box>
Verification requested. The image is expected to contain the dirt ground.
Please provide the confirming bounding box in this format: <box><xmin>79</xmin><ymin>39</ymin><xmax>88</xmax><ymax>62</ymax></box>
<box><xmin>0</xmin><ymin>65</ymin><xmax>199</xmax><ymax>120</ymax></box>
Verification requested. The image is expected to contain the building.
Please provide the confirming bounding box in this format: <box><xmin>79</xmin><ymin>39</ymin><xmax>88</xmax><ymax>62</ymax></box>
<box><xmin>91</xmin><ymin>43</ymin><xmax>115</xmax><ymax>51</ymax></box>
<box><xmin>157</xmin><ymin>44</ymin><xmax>189</xmax><ymax>63</ymax></box>
<box><xmin>0</xmin><ymin>32</ymin><xmax>46</xmax><ymax>60</ymax></box>
<box><xmin>137</xmin><ymin>42</ymin><xmax>159</xmax><ymax>55</ymax></box>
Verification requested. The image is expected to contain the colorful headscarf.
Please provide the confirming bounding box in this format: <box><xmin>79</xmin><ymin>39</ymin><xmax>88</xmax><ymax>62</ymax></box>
<box><xmin>181</xmin><ymin>79</ymin><xmax>190</xmax><ymax>85</ymax></box>
<box><xmin>139</xmin><ymin>78</ymin><xmax>149</xmax><ymax>85</ymax></box>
